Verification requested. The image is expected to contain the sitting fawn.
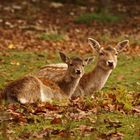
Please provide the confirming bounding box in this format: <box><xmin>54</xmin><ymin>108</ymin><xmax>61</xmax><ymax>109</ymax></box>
<box><xmin>36</xmin><ymin>38</ymin><xmax>129</xmax><ymax>96</ymax></box>
<box><xmin>2</xmin><ymin>52</ymin><xmax>94</xmax><ymax>103</ymax></box>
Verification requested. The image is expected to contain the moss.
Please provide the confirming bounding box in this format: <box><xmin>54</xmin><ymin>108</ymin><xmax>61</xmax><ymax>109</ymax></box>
<box><xmin>40</xmin><ymin>33</ymin><xmax>65</xmax><ymax>41</ymax></box>
<box><xmin>75</xmin><ymin>12</ymin><xmax>123</xmax><ymax>24</ymax></box>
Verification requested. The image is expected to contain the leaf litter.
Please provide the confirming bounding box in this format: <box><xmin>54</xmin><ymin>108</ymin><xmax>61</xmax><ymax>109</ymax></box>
<box><xmin>0</xmin><ymin>89</ymin><xmax>140</xmax><ymax>139</ymax></box>
<box><xmin>0</xmin><ymin>0</ymin><xmax>140</xmax><ymax>139</ymax></box>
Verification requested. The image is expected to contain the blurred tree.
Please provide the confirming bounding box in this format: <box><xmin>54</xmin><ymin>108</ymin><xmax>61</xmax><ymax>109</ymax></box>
<box><xmin>97</xmin><ymin>0</ymin><xmax>111</xmax><ymax>14</ymax></box>
<box><xmin>48</xmin><ymin>0</ymin><xmax>77</xmax><ymax>3</ymax></box>
<box><xmin>48</xmin><ymin>0</ymin><xmax>112</xmax><ymax>12</ymax></box>
<box><xmin>48</xmin><ymin>0</ymin><xmax>86</xmax><ymax>5</ymax></box>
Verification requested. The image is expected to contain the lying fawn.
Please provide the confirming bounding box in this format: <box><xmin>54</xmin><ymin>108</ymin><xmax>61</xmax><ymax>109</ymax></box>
<box><xmin>36</xmin><ymin>38</ymin><xmax>129</xmax><ymax>96</ymax></box>
<box><xmin>2</xmin><ymin>52</ymin><xmax>94</xmax><ymax>103</ymax></box>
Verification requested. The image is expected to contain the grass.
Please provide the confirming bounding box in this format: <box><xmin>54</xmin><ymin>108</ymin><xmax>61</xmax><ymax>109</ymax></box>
<box><xmin>96</xmin><ymin>32</ymin><xmax>140</xmax><ymax>46</ymax></box>
<box><xmin>96</xmin><ymin>112</ymin><xmax>140</xmax><ymax>140</ymax></box>
<box><xmin>40</xmin><ymin>27</ymin><xmax>66</xmax><ymax>41</ymax></box>
<box><xmin>40</xmin><ymin>33</ymin><xmax>65</xmax><ymax>41</ymax></box>
<box><xmin>0</xmin><ymin>51</ymin><xmax>48</xmax><ymax>89</ymax></box>
<box><xmin>75</xmin><ymin>12</ymin><xmax>123</xmax><ymax>24</ymax></box>
<box><xmin>106</xmin><ymin>55</ymin><xmax>140</xmax><ymax>92</ymax></box>
<box><xmin>0</xmin><ymin>50</ymin><xmax>140</xmax><ymax>139</ymax></box>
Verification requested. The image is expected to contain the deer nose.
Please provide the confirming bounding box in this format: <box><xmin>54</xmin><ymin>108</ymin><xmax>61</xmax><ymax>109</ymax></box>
<box><xmin>75</xmin><ymin>70</ymin><xmax>81</xmax><ymax>74</ymax></box>
<box><xmin>107</xmin><ymin>60</ymin><xmax>114</xmax><ymax>67</ymax></box>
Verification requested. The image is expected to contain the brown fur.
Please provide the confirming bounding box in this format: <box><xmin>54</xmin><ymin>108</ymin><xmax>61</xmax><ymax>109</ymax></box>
<box><xmin>35</xmin><ymin>39</ymin><xmax>129</xmax><ymax>97</ymax></box>
<box><xmin>4</xmin><ymin>76</ymin><xmax>41</xmax><ymax>103</ymax></box>
<box><xmin>2</xmin><ymin>52</ymin><xmax>93</xmax><ymax>103</ymax></box>
<box><xmin>57</xmin><ymin>57</ymin><xmax>87</xmax><ymax>97</ymax></box>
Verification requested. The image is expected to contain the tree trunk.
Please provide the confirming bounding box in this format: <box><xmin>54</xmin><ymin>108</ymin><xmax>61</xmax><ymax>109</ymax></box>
<box><xmin>98</xmin><ymin>0</ymin><xmax>111</xmax><ymax>14</ymax></box>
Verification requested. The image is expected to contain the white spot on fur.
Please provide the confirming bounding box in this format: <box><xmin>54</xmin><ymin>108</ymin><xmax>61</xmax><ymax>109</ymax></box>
<box><xmin>40</xmin><ymin>87</ymin><xmax>52</xmax><ymax>102</ymax></box>
<box><xmin>19</xmin><ymin>98</ymin><xmax>28</xmax><ymax>104</ymax></box>
<box><xmin>45</xmin><ymin>63</ymin><xmax>68</xmax><ymax>68</ymax></box>
<box><xmin>40</xmin><ymin>88</ymin><xmax>47</xmax><ymax>102</ymax></box>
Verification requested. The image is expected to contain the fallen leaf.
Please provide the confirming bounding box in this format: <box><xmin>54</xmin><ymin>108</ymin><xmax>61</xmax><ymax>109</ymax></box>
<box><xmin>51</xmin><ymin>117</ymin><xmax>62</xmax><ymax>124</ymax></box>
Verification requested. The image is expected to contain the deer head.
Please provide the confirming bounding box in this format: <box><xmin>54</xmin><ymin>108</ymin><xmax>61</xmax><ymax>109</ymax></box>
<box><xmin>59</xmin><ymin>52</ymin><xmax>94</xmax><ymax>78</ymax></box>
<box><xmin>88</xmin><ymin>38</ymin><xmax>129</xmax><ymax>71</ymax></box>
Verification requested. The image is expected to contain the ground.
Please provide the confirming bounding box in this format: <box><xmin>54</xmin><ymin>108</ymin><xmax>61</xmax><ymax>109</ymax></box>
<box><xmin>0</xmin><ymin>0</ymin><xmax>140</xmax><ymax>139</ymax></box>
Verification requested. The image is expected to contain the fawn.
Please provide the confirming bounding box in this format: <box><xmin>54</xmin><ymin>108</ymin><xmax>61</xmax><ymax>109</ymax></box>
<box><xmin>36</xmin><ymin>38</ymin><xmax>129</xmax><ymax>96</ymax></box>
<box><xmin>2</xmin><ymin>52</ymin><xmax>94</xmax><ymax>103</ymax></box>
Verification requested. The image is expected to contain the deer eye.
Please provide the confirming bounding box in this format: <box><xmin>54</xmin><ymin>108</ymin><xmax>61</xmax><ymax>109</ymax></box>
<box><xmin>82</xmin><ymin>64</ymin><xmax>85</xmax><ymax>67</ymax></box>
<box><xmin>100</xmin><ymin>52</ymin><xmax>104</xmax><ymax>56</ymax></box>
<box><xmin>70</xmin><ymin>63</ymin><xmax>73</xmax><ymax>66</ymax></box>
<box><xmin>115</xmin><ymin>53</ymin><xmax>118</xmax><ymax>56</ymax></box>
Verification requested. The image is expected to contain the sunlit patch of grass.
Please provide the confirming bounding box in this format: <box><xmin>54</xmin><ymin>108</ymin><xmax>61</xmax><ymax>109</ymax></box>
<box><xmin>0</xmin><ymin>51</ymin><xmax>49</xmax><ymax>89</ymax></box>
<box><xmin>40</xmin><ymin>32</ymin><xmax>65</xmax><ymax>41</ymax></box>
<box><xmin>0</xmin><ymin>108</ymin><xmax>95</xmax><ymax>139</ymax></box>
<box><xmin>96</xmin><ymin>112</ymin><xmax>140</xmax><ymax>140</ymax></box>
<box><xmin>40</xmin><ymin>27</ymin><xmax>66</xmax><ymax>41</ymax></box>
<box><xmin>105</xmin><ymin>55</ymin><xmax>140</xmax><ymax>92</ymax></box>
<box><xmin>97</xmin><ymin>87</ymin><xmax>133</xmax><ymax>113</ymax></box>
<box><xmin>12</xmin><ymin>119</ymin><xmax>52</xmax><ymax>137</ymax></box>
<box><xmin>75</xmin><ymin>12</ymin><xmax>123</xmax><ymax>24</ymax></box>
<box><xmin>96</xmin><ymin>32</ymin><xmax>140</xmax><ymax>46</ymax></box>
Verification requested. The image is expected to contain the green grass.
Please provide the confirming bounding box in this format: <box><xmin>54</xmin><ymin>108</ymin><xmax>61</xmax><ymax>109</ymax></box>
<box><xmin>96</xmin><ymin>112</ymin><xmax>140</xmax><ymax>140</ymax></box>
<box><xmin>96</xmin><ymin>32</ymin><xmax>140</xmax><ymax>46</ymax></box>
<box><xmin>0</xmin><ymin>51</ymin><xmax>49</xmax><ymax>88</ymax></box>
<box><xmin>40</xmin><ymin>32</ymin><xmax>65</xmax><ymax>41</ymax></box>
<box><xmin>106</xmin><ymin>55</ymin><xmax>140</xmax><ymax>92</ymax></box>
<box><xmin>75</xmin><ymin>12</ymin><xmax>123</xmax><ymax>24</ymax></box>
<box><xmin>0</xmin><ymin>50</ymin><xmax>140</xmax><ymax>139</ymax></box>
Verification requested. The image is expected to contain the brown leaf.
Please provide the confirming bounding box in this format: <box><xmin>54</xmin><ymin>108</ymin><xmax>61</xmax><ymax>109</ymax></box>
<box><xmin>33</xmin><ymin>128</ymin><xmax>50</xmax><ymax>138</ymax></box>
<box><xmin>78</xmin><ymin>125</ymin><xmax>94</xmax><ymax>133</ymax></box>
<box><xmin>117</xmin><ymin>75</ymin><xmax>125</xmax><ymax>81</ymax></box>
<box><xmin>45</xmin><ymin>103</ymin><xmax>58</xmax><ymax>111</ymax></box>
<box><xmin>51</xmin><ymin>117</ymin><xmax>62</xmax><ymax>124</ymax></box>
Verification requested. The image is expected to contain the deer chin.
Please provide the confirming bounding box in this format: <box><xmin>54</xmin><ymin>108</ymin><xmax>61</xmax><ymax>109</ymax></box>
<box><xmin>71</xmin><ymin>73</ymin><xmax>82</xmax><ymax>79</ymax></box>
<box><xmin>108</xmin><ymin>65</ymin><xmax>115</xmax><ymax>70</ymax></box>
<box><xmin>107</xmin><ymin>64</ymin><xmax>115</xmax><ymax>70</ymax></box>
<box><xmin>106</xmin><ymin>64</ymin><xmax>116</xmax><ymax>70</ymax></box>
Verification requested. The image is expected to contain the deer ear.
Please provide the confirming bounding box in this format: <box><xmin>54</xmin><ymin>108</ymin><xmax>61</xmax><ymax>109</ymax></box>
<box><xmin>84</xmin><ymin>57</ymin><xmax>95</xmax><ymax>65</ymax></box>
<box><xmin>88</xmin><ymin>38</ymin><xmax>101</xmax><ymax>52</ymax></box>
<box><xmin>116</xmin><ymin>40</ymin><xmax>129</xmax><ymax>52</ymax></box>
<box><xmin>59</xmin><ymin>52</ymin><xmax>70</xmax><ymax>63</ymax></box>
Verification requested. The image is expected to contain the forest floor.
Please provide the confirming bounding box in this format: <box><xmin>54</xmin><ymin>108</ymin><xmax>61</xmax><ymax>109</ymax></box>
<box><xmin>0</xmin><ymin>0</ymin><xmax>140</xmax><ymax>139</ymax></box>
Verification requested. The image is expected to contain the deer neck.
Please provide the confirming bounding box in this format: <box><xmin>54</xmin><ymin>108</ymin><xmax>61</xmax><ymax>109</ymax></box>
<box><xmin>79</xmin><ymin>65</ymin><xmax>112</xmax><ymax>95</ymax></box>
<box><xmin>58</xmin><ymin>71</ymin><xmax>80</xmax><ymax>97</ymax></box>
